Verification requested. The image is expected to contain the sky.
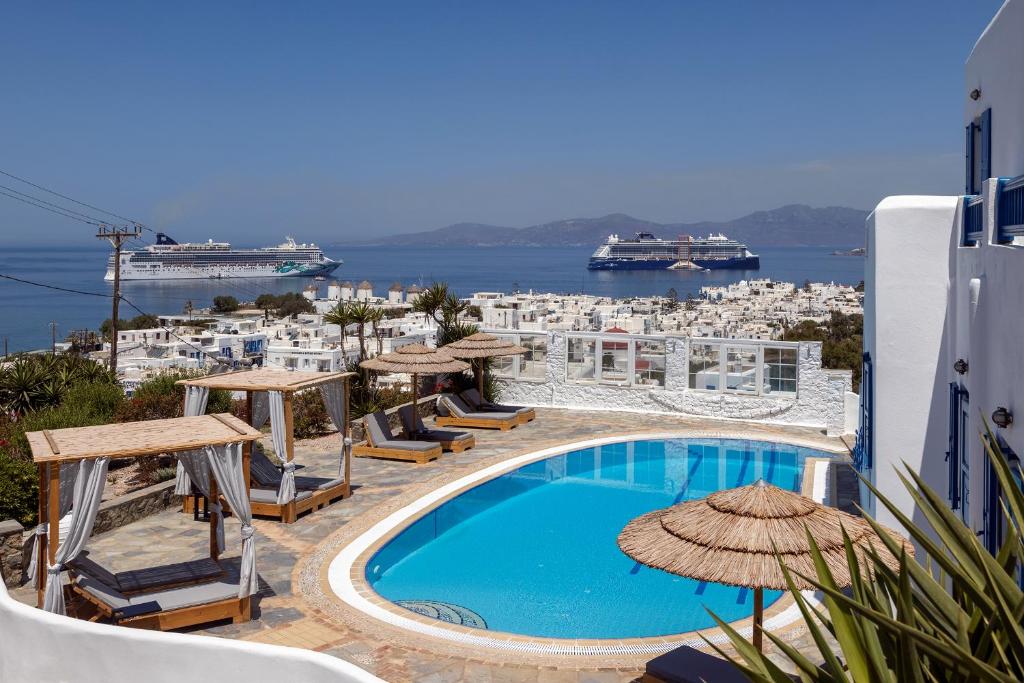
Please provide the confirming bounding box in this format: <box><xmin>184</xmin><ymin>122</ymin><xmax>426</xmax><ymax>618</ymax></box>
<box><xmin>0</xmin><ymin>0</ymin><xmax>1005</xmax><ymax>245</ymax></box>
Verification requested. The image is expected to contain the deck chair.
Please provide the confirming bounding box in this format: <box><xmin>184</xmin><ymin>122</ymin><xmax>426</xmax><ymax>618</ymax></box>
<box><xmin>459</xmin><ymin>388</ymin><xmax>536</xmax><ymax>424</ymax></box>
<box><xmin>247</xmin><ymin>448</ymin><xmax>347</xmax><ymax>521</ymax></box>
<box><xmin>397</xmin><ymin>404</ymin><xmax>475</xmax><ymax>453</ymax></box>
<box><xmin>352</xmin><ymin>410</ymin><xmax>443</xmax><ymax>464</ymax></box>
<box><xmin>70</xmin><ymin>551</ymin><xmax>224</xmax><ymax>595</ymax></box>
<box><xmin>249</xmin><ymin>448</ymin><xmax>347</xmax><ymax>495</ymax></box>
<box><xmin>434</xmin><ymin>393</ymin><xmax>518</xmax><ymax>431</ymax></box>
<box><xmin>70</xmin><ymin>556</ymin><xmax>251</xmax><ymax>630</ymax></box>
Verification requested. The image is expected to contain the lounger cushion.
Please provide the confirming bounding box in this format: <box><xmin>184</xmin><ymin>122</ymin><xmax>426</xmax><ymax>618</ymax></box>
<box><xmin>645</xmin><ymin>645</ymin><xmax>750</xmax><ymax>683</ymax></box>
<box><xmin>374</xmin><ymin>438</ymin><xmax>439</xmax><ymax>452</ymax></box>
<box><xmin>69</xmin><ymin>552</ymin><xmax>120</xmax><ymax>591</ymax></box>
<box><xmin>460</xmin><ymin>389</ymin><xmax>532</xmax><ymax>416</ymax></box>
<box><xmin>441</xmin><ymin>395</ymin><xmax>518</xmax><ymax>422</ymax></box>
<box><xmin>399</xmin><ymin>405</ymin><xmax>473</xmax><ymax>443</ymax></box>
<box><xmin>294</xmin><ymin>476</ymin><xmax>346</xmax><ymax>491</ymax></box>
<box><xmin>249</xmin><ymin>488</ymin><xmax>313</xmax><ymax>504</ymax></box>
<box><xmin>77</xmin><ymin>565</ymin><xmax>245</xmax><ymax>615</ymax></box>
<box><xmin>249</xmin><ymin>450</ymin><xmax>284</xmax><ymax>488</ymax></box>
<box><xmin>364</xmin><ymin>411</ymin><xmax>397</xmax><ymax>446</ymax></box>
<box><xmin>419</xmin><ymin>429</ymin><xmax>473</xmax><ymax>443</ymax></box>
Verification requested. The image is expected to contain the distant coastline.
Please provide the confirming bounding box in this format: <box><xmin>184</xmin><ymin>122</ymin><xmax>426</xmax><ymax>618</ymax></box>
<box><xmin>831</xmin><ymin>247</ymin><xmax>866</xmax><ymax>257</ymax></box>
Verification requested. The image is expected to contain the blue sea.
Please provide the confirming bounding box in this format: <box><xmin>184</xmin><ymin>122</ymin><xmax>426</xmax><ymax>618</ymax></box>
<box><xmin>0</xmin><ymin>244</ymin><xmax>863</xmax><ymax>352</ymax></box>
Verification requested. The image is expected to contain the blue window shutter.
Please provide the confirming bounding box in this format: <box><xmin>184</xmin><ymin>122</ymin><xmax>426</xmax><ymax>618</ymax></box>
<box><xmin>966</xmin><ymin>123</ymin><xmax>976</xmax><ymax>194</ymax></box>
<box><xmin>980</xmin><ymin>109</ymin><xmax>992</xmax><ymax>184</ymax></box>
<box><xmin>947</xmin><ymin>383</ymin><xmax>960</xmax><ymax>509</ymax></box>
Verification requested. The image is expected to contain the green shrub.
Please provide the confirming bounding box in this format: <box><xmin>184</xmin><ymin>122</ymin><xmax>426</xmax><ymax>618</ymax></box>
<box><xmin>292</xmin><ymin>389</ymin><xmax>331</xmax><ymax>439</ymax></box>
<box><xmin>212</xmin><ymin>295</ymin><xmax>239</xmax><ymax>313</ymax></box>
<box><xmin>0</xmin><ymin>452</ymin><xmax>37</xmax><ymax>525</ymax></box>
<box><xmin>114</xmin><ymin>371</ymin><xmax>231</xmax><ymax>422</ymax></box>
<box><xmin>152</xmin><ymin>466</ymin><xmax>178</xmax><ymax>484</ymax></box>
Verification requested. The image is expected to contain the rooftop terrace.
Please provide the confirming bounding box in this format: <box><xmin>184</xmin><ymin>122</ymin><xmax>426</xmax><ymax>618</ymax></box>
<box><xmin>11</xmin><ymin>407</ymin><xmax>851</xmax><ymax>681</ymax></box>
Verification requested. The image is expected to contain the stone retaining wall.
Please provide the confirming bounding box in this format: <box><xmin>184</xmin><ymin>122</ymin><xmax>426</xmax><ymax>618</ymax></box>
<box><xmin>0</xmin><ymin>520</ymin><xmax>24</xmax><ymax>588</ymax></box>
<box><xmin>92</xmin><ymin>479</ymin><xmax>179</xmax><ymax>536</ymax></box>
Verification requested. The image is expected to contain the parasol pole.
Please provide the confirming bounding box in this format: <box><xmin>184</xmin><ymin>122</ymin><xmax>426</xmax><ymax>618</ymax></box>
<box><xmin>753</xmin><ymin>587</ymin><xmax>764</xmax><ymax>653</ymax></box>
<box><xmin>478</xmin><ymin>359</ymin><xmax>484</xmax><ymax>398</ymax></box>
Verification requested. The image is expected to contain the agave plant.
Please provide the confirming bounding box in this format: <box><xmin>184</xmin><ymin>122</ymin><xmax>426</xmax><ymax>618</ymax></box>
<box><xmin>710</xmin><ymin>420</ymin><xmax>1024</xmax><ymax>682</ymax></box>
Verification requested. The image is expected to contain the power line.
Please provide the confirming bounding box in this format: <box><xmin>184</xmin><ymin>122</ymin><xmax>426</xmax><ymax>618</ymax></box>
<box><xmin>0</xmin><ymin>188</ymin><xmax>105</xmax><ymax>226</ymax></box>
<box><xmin>0</xmin><ymin>182</ymin><xmax>111</xmax><ymax>225</ymax></box>
<box><xmin>0</xmin><ymin>168</ymin><xmax>146</xmax><ymax>227</ymax></box>
<box><xmin>0</xmin><ymin>273</ymin><xmax>113</xmax><ymax>297</ymax></box>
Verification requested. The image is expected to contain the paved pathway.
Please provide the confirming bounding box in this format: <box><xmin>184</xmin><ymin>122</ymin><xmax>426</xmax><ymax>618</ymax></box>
<box><xmin>13</xmin><ymin>409</ymin><xmax>851</xmax><ymax>682</ymax></box>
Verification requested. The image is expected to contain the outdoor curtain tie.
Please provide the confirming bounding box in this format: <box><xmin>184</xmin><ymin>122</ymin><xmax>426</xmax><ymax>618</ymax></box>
<box><xmin>277</xmin><ymin>460</ymin><xmax>296</xmax><ymax>505</ymax></box>
<box><xmin>46</xmin><ymin>563</ymin><xmax>62</xmax><ymax>576</ymax></box>
<box><xmin>240</xmin><ymin>524</ymin><xmax>255</xmax><ymax>540</ymax></box>
<box><xmin>341</xmin><ymin>437</ymin><xmax>352</xmax><ymax>479</ymax></box>
<box><xmin>27</xmin><ymin>524</ymin><xmax>48</xmax><ymax>589</ymax></box>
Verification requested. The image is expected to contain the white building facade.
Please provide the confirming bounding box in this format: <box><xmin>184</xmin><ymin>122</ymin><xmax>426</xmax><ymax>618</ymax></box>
<box><xmin>860</xmin><ymin>0</ymin><xmax>1024</xmax><ymax>555</ymax></box>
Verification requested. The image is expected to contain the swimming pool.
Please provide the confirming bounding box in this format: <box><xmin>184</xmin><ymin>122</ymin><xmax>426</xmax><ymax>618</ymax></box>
<box><xmin>365</xmin><ymin>437</ymin><xmax>829</xmax><ymax>640</ymax></box>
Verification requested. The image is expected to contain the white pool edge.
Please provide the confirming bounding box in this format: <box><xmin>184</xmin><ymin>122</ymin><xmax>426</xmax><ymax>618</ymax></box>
<box><xmin>328</xmin><ymin>432</ymin><xmax>840</xmax><ymax>656</ymax></box>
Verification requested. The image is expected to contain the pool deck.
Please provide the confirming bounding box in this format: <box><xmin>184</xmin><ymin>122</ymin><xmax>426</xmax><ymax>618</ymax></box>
<box><xmin>13</xmin><ymin>408</ymin><xmax>853</xmax><ymax>682</ymax></box>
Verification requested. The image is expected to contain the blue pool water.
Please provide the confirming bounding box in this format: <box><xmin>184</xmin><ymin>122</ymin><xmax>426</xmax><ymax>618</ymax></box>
<box><xmin>367</xmin><ymin>438</ymin><xmax>827</xmax><ymax>639</ymax></box>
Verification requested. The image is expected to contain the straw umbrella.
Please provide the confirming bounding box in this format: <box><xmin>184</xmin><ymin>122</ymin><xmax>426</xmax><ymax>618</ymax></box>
<box><xmin>617</xmin><ymin>479</ymin><xmax>912</xmax><ymax>652</ymax></box>
<box><xmin>360</xmin><ymin>343</ymin><xmax>469</xmax><ymax>407</ymax></box>
<box><xmin>442</xmin><ymin>332</ymin><xmax>527</xmax><ymax>398</ymax></box>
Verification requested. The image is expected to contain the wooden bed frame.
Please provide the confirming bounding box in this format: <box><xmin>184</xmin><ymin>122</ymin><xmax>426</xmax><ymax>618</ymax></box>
<box><xmin>71</xmin><ymin>581</ymin><xmax>250</xmax><ymax>631</ymax></box>
<box><xmin>434</xmin><ymin>414</ymin><xmax>516</xmax><ymax>431</ymax></box>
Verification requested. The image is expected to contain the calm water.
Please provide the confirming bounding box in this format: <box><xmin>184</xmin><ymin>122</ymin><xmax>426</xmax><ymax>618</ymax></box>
<box><xmin>367</xmin><ymin>438</ymin><xmax>824</xmax><ymax>639</ymax></box>
<box><xmin>0</xmin><ymin>244</ymin><xmax>863</xmax><ymax>352</ymax></box>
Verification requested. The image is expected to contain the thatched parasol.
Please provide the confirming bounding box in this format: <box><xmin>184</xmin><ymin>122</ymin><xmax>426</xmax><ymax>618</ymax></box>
<box><xmin>618</xmin><ymin>479</ymin><xmax>912</xmax><ymax>652</ymax></box>
<box><xmin>360</xmin><ymin>343</ymin><xmax>469</xmax><ymax>407</ymax></box>
<box><xmin>442</xmin><ymin>332</ymin><xmax>527</xmax><ymax>396</ymax></box>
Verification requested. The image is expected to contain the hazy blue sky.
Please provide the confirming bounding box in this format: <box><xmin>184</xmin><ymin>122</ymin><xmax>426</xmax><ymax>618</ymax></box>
<box><xmin>0</xmin><ymin>1</ymin><xmax>1004</xmax><ymax>245</ymax></box>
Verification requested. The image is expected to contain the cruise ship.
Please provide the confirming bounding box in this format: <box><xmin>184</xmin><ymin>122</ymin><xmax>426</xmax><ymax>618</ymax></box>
<box><xmin>105</xmin><ymin>234</ymin><xmax>341</xmax><ymax>281</ymax></box>
<box><xmin>587</xmin><ymin>232</ymin><xmax>760</xmax><ymax>270</ymax></box>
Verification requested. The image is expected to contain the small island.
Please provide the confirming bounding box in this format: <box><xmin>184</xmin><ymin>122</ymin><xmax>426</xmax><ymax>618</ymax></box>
<box><xmin>831</xmin><ymin>247</ymin><xmax>866</xmax><ymax>256</ymax></box>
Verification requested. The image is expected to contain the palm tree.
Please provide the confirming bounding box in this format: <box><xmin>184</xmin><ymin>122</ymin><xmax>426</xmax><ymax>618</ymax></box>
<box><xmin>344</xmin><ymin>301</ymin><xmax>378</xmax><ymax>361</ymax></box>
<box><xmin>368</xmin><ymin>306</ymin><xmax>385</xmax><ymax>356</ymax></box>
<box><xmin>323</xmin><ymin>302</ymin><xmax>353</xmax><ymax>350</ymax></box>
<box><xmin>411</xmin><ymin>283</ymin><xmax>450</xmax><ymax>327</ymax></box>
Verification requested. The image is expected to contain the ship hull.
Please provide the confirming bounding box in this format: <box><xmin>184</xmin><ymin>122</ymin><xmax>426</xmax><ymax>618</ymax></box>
<box><xmin>587</xmin><ymin>256</ymin><xmax>759</xmax><ymax>271</ymax></box>
<box><xmin>105</xmin><ymin>260</ymin><xmax>340</xmax><ymax>281</ymax></box>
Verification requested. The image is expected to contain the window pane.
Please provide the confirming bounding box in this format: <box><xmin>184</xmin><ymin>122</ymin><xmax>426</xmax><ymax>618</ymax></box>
<box><xmin>763</xmin><ymin>347</ymin><xmax>798</xmax><ymax>395</ymax></box>
<box><xmin>634</xmin><ymin>340</ymin><xmax>666</xmax><ymax>387</ymax></box>
<box><xmin>567</xmin><ymin>338</ymin><xmax>596</xmax><ymax>380</ymax></box>
<box><xmin>689</xmin><ymin>343</ymin><xmax>721</xmax><ymax>390</ymax></box>
<box><xmin>521</xmin><ymin>335</ymin><xmax>547</xmax><ymax>379</ymax></box>
<box><xmin>725</xmin><ymin>347</ymin><xmax>757</xmax><ymax>393</ymax></box>
<box><xmin>492</xmin><ymin>354</ymin><xmax>516</xmax><ymax>378</ymax></box>
<box><xmin>599</xmin><ymin>337</ymin><xmax>629</xmax><ymax>382</ymax></box>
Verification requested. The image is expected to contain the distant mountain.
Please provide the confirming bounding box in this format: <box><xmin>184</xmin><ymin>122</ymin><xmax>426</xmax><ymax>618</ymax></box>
<box><xmin>337</xmin><ymin>205</ymin><xmax>868</xmax><ymax>249</ymax></box>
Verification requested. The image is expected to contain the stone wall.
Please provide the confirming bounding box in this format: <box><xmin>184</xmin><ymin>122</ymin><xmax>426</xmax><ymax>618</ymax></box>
<box><xmin>91</xmin><ymin>480</ymin><xmax>179</xmax><ymax>536</ymax></box>
<box><xmin>496</xmin><ymin>333</ymin><xmax>850</xmax><ymax>432</ymax></box>
<box><xmin>0</xmin><ymin>520</ymin><xmax>24</xmax><ymax>588</ymax></box>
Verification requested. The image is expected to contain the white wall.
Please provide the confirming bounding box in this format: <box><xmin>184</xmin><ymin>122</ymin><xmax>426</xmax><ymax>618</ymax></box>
<box><xmin>0</xmin><ymin>581</ymin><xmax>383</xmax><ymax>683</ymax></box>
<box><xmin>966</xmin><ymin>0</ymin><xmax>1024</xmax><ymax>179</ymax></box>
<box><xmin>862</xmin><ymin>196</ymin><xmax>958</xmax><ymax>536</ymax></box>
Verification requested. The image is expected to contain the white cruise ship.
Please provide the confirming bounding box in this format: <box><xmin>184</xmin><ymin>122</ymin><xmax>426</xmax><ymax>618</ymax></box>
<box><xmin>104</xmin><ymin>233</ymin><xmax>341</xmax><ymax>281</ymax></box>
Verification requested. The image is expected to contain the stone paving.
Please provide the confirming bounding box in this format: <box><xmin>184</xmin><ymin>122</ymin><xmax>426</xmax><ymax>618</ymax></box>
<box><xmin>12</xmin><ymin>408</ymin><xmax>853</xmax><ymax>682</ymax></box>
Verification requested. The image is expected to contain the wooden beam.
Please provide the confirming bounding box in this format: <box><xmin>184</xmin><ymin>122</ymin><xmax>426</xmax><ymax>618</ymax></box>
<box><xmin>753</xmin><ymin>586</ymin><xmax>764</xmax><ymax>653</ymax></box>
<box><xmin>36</xmin><ymin>464</ymin><xmax>47</xmax><ymax>608</ymax></box>
<box><xmin>210</xmin><ymin>412</ymin><xmax>249</xmax><ymax>435</ymax></box>
<box><xmin>42</xmin><ymin>430</ymin><xmax>60</xmax><ymax>455</ymax></box>
<box><xmin>283</xmin><ymin>392</ymin><xmax>296</xmax><ymax>523</ymax></box>
<box><xmin>43</xmin><ymin>462</ymin><xmax>60</xmax><ymax>603</ymax></box>
<box><xmin>209</xmin><ymin>476</ymin><xmax>220</xmax><ymax>562</ymax></box>
<box><xmin>343</xmin><ymin>376</ymin><xmax>351</xmax><ymax>497</ymax></box>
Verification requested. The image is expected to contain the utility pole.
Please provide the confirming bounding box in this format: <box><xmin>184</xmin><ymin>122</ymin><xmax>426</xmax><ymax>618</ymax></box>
<box><xmin>50</xmin><ymin>322</ymin><xmax>57</xmax><ymax>355</ymax></box>
<box><xmin>97</xmin><ymin>223</ymin><xmax>142</xmax><ymax>373</ymax></box>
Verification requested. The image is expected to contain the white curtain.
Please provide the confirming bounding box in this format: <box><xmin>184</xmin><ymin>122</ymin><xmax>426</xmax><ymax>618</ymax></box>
<box><xmin>43</xmin><ymin>457</ymin><xmax>110</xmax><ymax>615</ymax></box>
<box><xmin>250</xmin><ymin>391</ymin><xmax>270</xmax><ymax>429</ymax></box>
<box><xmin>318</xmin><ymin>381</ymin><xmax>349</xmax><ymax>479</ymax></box>
<box><xmin>177</xmin><ymin>448</ymin><xmax>225</xmax><ymax>553</ymax></box>
<box><xmin>28</xmin><ymin>463</ymin><xmax>76</xmax><ymax>589</ymax></box>
<box><xmin>269</xmin><ymin>391</ymin><xmax>294</xmax><ymax>505</ymax></box>
<box><xmin>206</xmin><ymin>442</ymin><xmax>258</xmax><ymax>598</ymax></box>
<box><xmin>174</xmin><ymin>386</ymin><xmax>211</xmax><ymax>495</ymax></box>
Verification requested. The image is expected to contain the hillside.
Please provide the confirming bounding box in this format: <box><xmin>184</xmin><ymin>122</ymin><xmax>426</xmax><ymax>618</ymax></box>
<box><xmin>339</xmin><ymin>205</ymin><xmax>868</xmax><ymax>248</ymax></box>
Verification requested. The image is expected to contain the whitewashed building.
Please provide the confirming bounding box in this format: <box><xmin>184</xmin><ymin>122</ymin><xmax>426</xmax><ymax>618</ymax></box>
<box><xmin>860</xmin><ymin>0</ymin><xmax>1024</xmax><ymax>554</ymax></box>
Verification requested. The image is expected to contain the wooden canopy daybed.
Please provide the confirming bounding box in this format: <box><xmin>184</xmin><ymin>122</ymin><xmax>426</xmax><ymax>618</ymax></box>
<box><xmin>27</xmin><ymin>414</ymin><xmax>263</xmax><ymax>631</ymax></box>
<box><xmin>176</xmin><ymin>369</ymin><xmax>355</xmax><ymax>524</ymax></box>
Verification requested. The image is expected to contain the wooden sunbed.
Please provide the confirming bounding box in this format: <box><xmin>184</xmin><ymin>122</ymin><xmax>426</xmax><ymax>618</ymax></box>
<box><xmin>71</xmin><ymin>559</ymin><xmax>250</xmax><ymax>631</ymax></box>
<box><xmin>398</xmin><ymin>405</ymin><xmax>475</xmax><ymax>453</ymax></box>
<box><xmin>352</xmin><ymin>411</ymin><xmax>443</xmax><ymax>464</ymax></box>
<box><xmin>459</xmin><ymin>388</ymin><xmax>536</xmax><ymax>424</ymax></box>
<box><xmin>434</xmin><ymin>394</ymin><xmax>518</xmax><ymax>431</ymax></box>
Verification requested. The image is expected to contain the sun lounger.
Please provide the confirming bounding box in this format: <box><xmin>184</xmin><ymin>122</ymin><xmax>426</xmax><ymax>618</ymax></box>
<box><xmin>69</xmin><ymin>551</ymin><xmax>224</xmax><ymax>596</ymax></box>
<box><xmin>642</xmin><ymin>645</ymin><xmax>751</xmax><ymax>683</ymax></box>
<box><xmin>398</xmin><ymin>404</ymin><xmax>475</xmax><ymax>452</ymax></box>
<box><xmin>71</xmin><ymin>558</ymin><xmax>251</xmax><ymax>630</ymax></box>
<box><xmin>434</xmin><ymin>394</ymin><xmax>518</xmax><ymax>431</ymax></box>
<box><xmin>352</xmin><ymin>410</ymin><xmax>443</xmax><ymax>464</ymax></box>
<box><xmin>459</xmin><ymin>388</ymin><xmax>536</xmax><ymax>424</ymax></box>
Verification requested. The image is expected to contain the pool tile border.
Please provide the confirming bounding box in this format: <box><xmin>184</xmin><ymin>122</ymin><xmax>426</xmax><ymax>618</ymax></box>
<box><xmin>295</xmin><ymin>427</ymin><xmax>846</xmax><ymax>667</ymax></box>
